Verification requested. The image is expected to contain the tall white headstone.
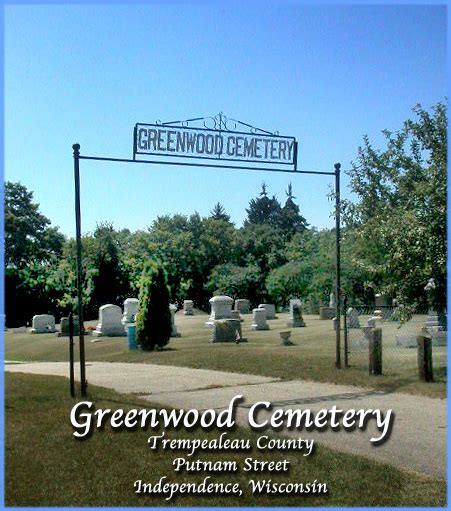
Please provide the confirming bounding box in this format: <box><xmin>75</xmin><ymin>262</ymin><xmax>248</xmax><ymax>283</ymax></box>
<box><xmin>329</xmin><ymin>292</ymin><xmax>336</xmax><ymax>308</ymax></box>
<box><xmin>122</xmin><ymin>298</ymin><xmax>139</xmax><ymax>327</ymax></box>
<box><xmin>251</xmin><ymin>308</ymin><xmax>269</xmax><ymax>330</ymax></box>
<box><xmin>93</xmin><ymin>304</ymin><xmax>125</xmax><ymax>337</ymax></box>
<box><xmin>170</xmin><ymin>304</ymin><xmax>181</xmax><ymax>337</ymax></box>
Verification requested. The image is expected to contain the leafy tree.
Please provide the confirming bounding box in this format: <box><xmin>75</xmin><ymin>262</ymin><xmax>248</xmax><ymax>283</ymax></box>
<box><xmin>5</xmin><ymin>263</ymin><xmax>65</xmax><ymax>327</ymax></box>
<box><xmin>244</xmin><ymin>182</ymin><xmax>282</xmax><ymax>227</ymax></box>
<box><xmin>136</xmin><ymin>261</ymin><xmax>171</xmax><ymax>350</ymax></box>
<box><xmin>142</xmin><ymin>213</ymin><xmax>236</xmax><ymax>308</ymax></box>
<box><xmin>206</xmin><ymin>263</ymin><xmax>263</xmax><ymax>305</ymax></box>
<box><xmin>5</xmin><ymin>181</ymin><xmax>65</xmax><ymax>268</ymax></box>
<box><xmin>235</xmin><ymin>223</ymin><xmax>287</xmax><ymax>274</ymax></box>
<box><xmin>342</xmin><ymin>101</ymin><xmax>447</xmax><ymax>310</ymax></box>
<box><xmin>4</xmin><ymin>181</ymin><xmax>66</xmax><ymax>325</ymax></box>
<box><xmin>210</xmin><ymin>202</ymin><xmax>231</xmax><ymax>223</ymax></box>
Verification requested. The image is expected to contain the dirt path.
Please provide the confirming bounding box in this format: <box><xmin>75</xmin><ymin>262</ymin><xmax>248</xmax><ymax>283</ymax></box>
<box><xmin>5</xmin><ymin>361</ymin><xmax>446</xmax><ymax>479</ymax></box>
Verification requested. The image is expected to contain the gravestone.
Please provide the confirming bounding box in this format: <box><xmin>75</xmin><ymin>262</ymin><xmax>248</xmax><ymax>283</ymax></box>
<box><xmin>210</xmin><ymin>319</ymin><xmax>247</xmax><ymax>343</ymax></box>
<box><xmin>375</xmin><ymin>293</ymin><xmax>391</xmax><ymax>319</ymax></box>
<box><xmin>319</xmin><ymin>306</ymin><xmax>335</xmax><ymax>319</ymax></box>
<box><xmin>333</xmin><ymin>317</ymin><xmax>339</xmax><ymax>331</ymax></box>
<box><xmin>183</xmin><ymin>300</ymin><xmax>194</xmax><ymax>315</ymax></box>
<box><xmin>287</xmin><ymin>299</ymin><xmax>305</xmax><ymax>327</ymax></box>
<box><xmin>234</xmin><ymin>299</ymin><xmax>251</xmax><ymax>314</ymax></box>
<box><xmin>59</xmin><ymin>316</ymin><xmax>80</xmax><ymax>337</ymax></box>
<box><xmin>258</xmin><ymin>303</ymin><xmax>276</xmax><ymax>319</ymax></box>
<box><xmin>206</xmin><ymin>296</ymin><xmax>234</xmax><ymax>326</ymax></box>
<box><xmin>329</xmin><ymin>291</ymin><xmax>336</xmax><ymax>308</ymax></box>
<box><xmin>431</xmin><ymin>331</ymin><xmax>447</xmax><ymax>347</ymax></box>
<box><xmin>352</xmin><ymin>316</ymin><xmax>383</xmax><ymax>350</ymax></box>
<box><xmin>351</xmin><ymin>325</ymin><xmax>372</xmax><ymax>350</ymax></box>
<box><xmin>375</xmin><ymin>293</ymin><xmax>390</xmax><ymax>308</ymax></box>
<box><xmin>251</xmin><ymin>308</ymin><xmax>269</xmax><ymax>331</ymax></box>
<box><xmin>424</xmin><ymin>278</ymin><xmax>441</xmax><ymax>330</ymax></box>
<box><xmin>30</xmin><ymin>314</ymin><xmax>57</xmax><ymax>334</ymax></box>
<box><xmin>170</xmin><ymin>304</ymin><xmax>181</xmax><ymax>337</ymax></box>
<box><xmin>121</xmin><ymin>298</ymin><xmax>139</xmax><ymax>327</ymax></box>
<box><xmin>367</xmin><ymin>316</ymin><xmax>382</xmax><ymax>328</ymax></box>
<box><xmin>346</xmin><ymin>307</ymin><xmax>360</xmax><ymax>329</ymax></box>
<box><xmin>92</xmin><ymin>304</ymin><xmax>125</xmax><ymax>337</ymax></box>
<box><xmin>395</xmin><ymin>334</ymin><xmax>418</xmax><ymax>348</ymax></box>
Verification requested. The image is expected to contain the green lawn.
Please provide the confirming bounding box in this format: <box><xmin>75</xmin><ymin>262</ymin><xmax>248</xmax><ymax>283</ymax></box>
<box><xmin>5</xmin><ymin>373</ymin><xmax>446</xmax><ymax>507</ymax></box>
<box><xmin>5</xmin><ymin>312</ymin><xmax>446</xmax><ymax>398</ymax></box>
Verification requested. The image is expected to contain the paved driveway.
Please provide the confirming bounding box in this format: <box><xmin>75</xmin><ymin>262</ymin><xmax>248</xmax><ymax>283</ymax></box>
<box><xmin>5</xmin><ymin>361</ymin><xmax>447</xmax><ymax>479</ymax></box>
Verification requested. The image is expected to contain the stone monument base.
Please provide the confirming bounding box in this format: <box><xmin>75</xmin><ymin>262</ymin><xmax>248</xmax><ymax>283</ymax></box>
<box><xmin>209</xmin><ymin>319</ymin><xmax>247</xmax><ymax>343</ymax></box>
<box><xmin>431</xmin><ymin>331</ymin><xmax>446</xmax><ymax>346</ymax></box>
<box><xmin>351</xmin><ymin>337</ymin><xmax>369</xmax><ymax>350</ymax></box>
<box><xmin>395</xmin><ymin>334</ymin><xmax>417</xmax><ymax>348</ymax></box>
<box><xmin>287</xmin><ymin>319</ymin><xmax>305</xmax><ymax>327</ymax></box>
<box><xmin>319</xmin><ymin>307</ymin><xmax>335</xmax><ymax>319</ymax></box>
<box><xmin>251</xmin><ymin>323</ymin><xmax>269</xmax><ymax>331</ymax></box>
<box><xmin>92</xmin><ymin>329</ymin><xmax>126</xmax><ymax>338</ymax></box>
<box><xmin>30</xmin><ymin>327</ymin><xmax>57</xmax><ymax>334</ymax></box>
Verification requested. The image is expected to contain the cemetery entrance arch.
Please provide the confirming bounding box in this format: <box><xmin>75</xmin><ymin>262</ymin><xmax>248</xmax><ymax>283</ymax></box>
<box><xmin>72</xmin><ymin>113</ymin><xmax>343</xmax><ymax>396</ymax></box>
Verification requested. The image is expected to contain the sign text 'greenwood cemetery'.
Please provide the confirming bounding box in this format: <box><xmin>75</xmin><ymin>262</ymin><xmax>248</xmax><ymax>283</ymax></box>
<box><xmin>134</xmin><ymin>123</ymin><xmax>296</xmax><ymax>165</ymax></box>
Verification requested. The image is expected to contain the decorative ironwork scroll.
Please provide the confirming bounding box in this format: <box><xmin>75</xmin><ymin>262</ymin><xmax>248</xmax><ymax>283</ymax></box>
<box><xmin>133</xmin><ymin>113</ymin><xmax>297</xmax><ymax>167</ymax></box>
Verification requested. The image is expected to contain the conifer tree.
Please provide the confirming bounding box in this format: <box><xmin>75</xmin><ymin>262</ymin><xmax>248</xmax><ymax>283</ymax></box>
<box><xmin>278</xmin><ymin>183</ymin><xmax>308</xmax><ymax>237</ymax></box>
<box><xmin>210</xmin><ymin>202</ymin><xmax>231</xmax><ymax>222</ymax></box>
<box><xmin>136</xmin><ymin>261</ymin><xmax>171</xmax><ymax>350</ymax></box>
<box><xmin>244</xmin><ymin>182</ymin><xmax>281</xmax><ymax>226</ymax></box>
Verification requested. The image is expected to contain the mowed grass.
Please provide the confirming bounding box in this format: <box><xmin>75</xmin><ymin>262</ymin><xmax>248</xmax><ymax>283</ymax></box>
<box><xmin>5</xmin><ymin>312</ymin><xmax>446</xmax><ymax>398</ymax></box>
<box><xmin>5</xmin><ymin>373</ymin><xmax>446</xmax><ymax>507</ymax></box>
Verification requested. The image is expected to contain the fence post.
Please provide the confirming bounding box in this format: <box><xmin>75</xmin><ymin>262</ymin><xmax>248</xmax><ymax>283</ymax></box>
<box><xmin>417</xmin><ymin>334</ymin><xmax>433</xmax><ymax>382</ymax></box>
<box><xmin>68</xmin><ymin>312</ymin><xmax>75</xmax><ymax>397</ymax></box>
<box><xmin>369</xmin><ymin>327</ymin><xmax>382</xmax><ymax>375</ymax></box>
<box><xmin>343</xmin><ymin>296</ymin><xmax>349</xmax><ymax>367</ymax></box>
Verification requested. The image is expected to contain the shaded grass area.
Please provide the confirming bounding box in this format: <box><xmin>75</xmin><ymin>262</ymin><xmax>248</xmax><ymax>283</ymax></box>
<box><xmin>5</xmin><ymin>313</ymin><xmax>446</xmax><ymax>398</ymax></box>
<box><xmin>5</xmin><ymin>373</ymin><xmax>446</xmax><ymax>507</ymax></box>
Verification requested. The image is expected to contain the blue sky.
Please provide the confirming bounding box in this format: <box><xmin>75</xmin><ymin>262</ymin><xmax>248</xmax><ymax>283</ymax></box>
<box><xmin>4</xmin><ymin>2</ymin><xmax>447</xmax><ymax>236</ymax></box>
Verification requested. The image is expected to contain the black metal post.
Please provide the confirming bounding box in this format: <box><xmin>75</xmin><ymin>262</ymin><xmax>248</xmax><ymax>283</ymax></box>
<box><xmin>343</xmin><ymin>295</ymin><xmax>349</xmax><ymax>367</ymax></box>
<box><xmin>68</xmin><ymin>312</ymin><xmax>75</xmax><ymax>397</ymax></box>
<box><xmin>335</xmin><ymin>163</ymin><xmax>341</xmax><ymax>369</ymax></box>
<box><xmin>73</xmin><ymin>143</ymin><xmax>87</xmax><ymax>396</ymax></box>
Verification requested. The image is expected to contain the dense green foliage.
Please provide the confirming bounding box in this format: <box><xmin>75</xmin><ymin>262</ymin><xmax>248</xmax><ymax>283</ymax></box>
<box><xmin>4</xmin><ymin>102</ymin><xmax>446</xmax><ymax>326</ymax></box>
<box><xmin>135</xmin><ymin>262</ymin><xmax>171</xmax><ymax>350</ymax></box>
<box><xmin>4</xmin><ymin>182</ymin><xmax>66</xmax><ymax>325</ymax></box>
<box><xmin>89</xmin><ymin>223</ymin><xmax>130</xmax><ymax>313</ymax></box>
<box><xmin>5</xmin><ymin>182</ymin><xmax>65</xmax><ymax>268</ymax></box>
<box><xmin>342</xmin><ymin>101</ymin><xmax>447</xmax><ymax>312</ymax></box>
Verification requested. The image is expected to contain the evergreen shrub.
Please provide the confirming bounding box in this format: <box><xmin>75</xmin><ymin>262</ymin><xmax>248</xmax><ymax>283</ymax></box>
<box><xmin>136</xmin><ymin>261</ymin><xmax>171</xmax><ymax>350</ymax></box>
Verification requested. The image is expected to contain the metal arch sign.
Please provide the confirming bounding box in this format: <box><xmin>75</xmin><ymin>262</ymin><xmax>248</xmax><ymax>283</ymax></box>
<box><xmin>133</xmin><ymin>114</ymin><xmax>297</xmax><ymax>168</ymax></box>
